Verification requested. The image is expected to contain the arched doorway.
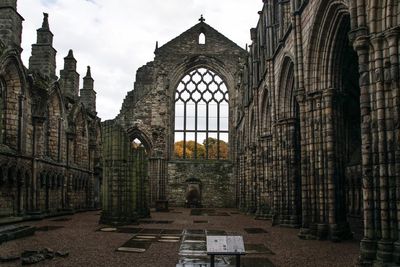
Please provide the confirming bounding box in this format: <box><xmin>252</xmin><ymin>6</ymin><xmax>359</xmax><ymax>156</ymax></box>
<box><xmin>332</xmin><ymin>15</ymin><xmax>362</xmax><ymax>239</ymax></box>
<box><xmin>305</xmin><ymin>1</ymin><xmax>361</xmax><ymax>240</ymax></box>
<box><xmin>131</xmin><ymin>137</ymin><xmax>150</xmax><ymax>218</ymax></box>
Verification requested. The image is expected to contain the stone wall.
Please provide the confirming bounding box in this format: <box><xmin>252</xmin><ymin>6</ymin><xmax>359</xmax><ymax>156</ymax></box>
<box><xmin>235</xmin><ymin>0</ymin><xmax>400</xmax><ymax>266</ymax></box>
<box><xmin>100</xmin><ymin>120</ymin><xmax>149</xmax><ymax>224</ymax></box>
<box><xmin>113</xmin><ymin>19</ymin><xmax>246</xmax><ymax>208</ymax></box>
<box><xmin>167</xmin><ymin>160</ymin><xmax>234</xmax><ymax>208</ymax></box>
<box><xmin>0</xmin><ymin>5</ymin><xmax>102</xmax><ymax>220</ymax></box>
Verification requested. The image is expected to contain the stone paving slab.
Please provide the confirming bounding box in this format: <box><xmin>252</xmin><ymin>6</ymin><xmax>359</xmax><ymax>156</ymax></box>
<box><xmin>245</xmin><ymin>244</ymin><xmax>274</xmax><ymax>255</ymax></box>
<box><xmin>244</xmin><ymin>228</ymin><xmax>268</xmax><ymax>234</ymax></box>
<box><xmin>185</xmin><ymin>229</ymin><xmax>206</xmax><ymax>236</ymax></box>
<box><xmin>116</xmin><ymin>238</ymin><xmax>152</xmax><ymax>253</ymax></box>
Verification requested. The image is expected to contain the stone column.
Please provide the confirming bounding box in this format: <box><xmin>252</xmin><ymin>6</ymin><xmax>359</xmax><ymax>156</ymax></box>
<box><xmin>354</xmin><ymin>35</ymin><xmax>377</xmax><ymax>262</ymax></box>
<box><xmin>149</xmin><ymin>156</ymin><xmax>167</xmax><ymax>210</ymax></box>
<box><xmin>322</xmin><ymin>88</ymin><xmax>336</xmax><ymax>228</ymax></box>
<box><xmin>387</xmin><ymin>28</ymin><xmax>400</xmax><ymax>264</ymax></box>
<box><xmin>371</xmin><ymin>36</ymin><xmax>394</xmax><ymax>263</ymax></box>
<box><xmin>287</xmin><ymin>118</ymin><xmax>299</xmax><ymax>227</ymax></box>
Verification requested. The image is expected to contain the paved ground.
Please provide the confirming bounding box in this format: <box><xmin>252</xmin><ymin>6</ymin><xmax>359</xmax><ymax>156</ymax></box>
<box><xmin>0</xmin><ymin>208</ymin><xmax>360</xmax><ymax>267</ymax></box>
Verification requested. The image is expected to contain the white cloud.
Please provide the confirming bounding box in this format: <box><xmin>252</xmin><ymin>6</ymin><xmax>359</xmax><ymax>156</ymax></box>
<box><xmin>18</xmin><ymin>0</ymin><xmax>262</xmax><ymax>120</ymax></box>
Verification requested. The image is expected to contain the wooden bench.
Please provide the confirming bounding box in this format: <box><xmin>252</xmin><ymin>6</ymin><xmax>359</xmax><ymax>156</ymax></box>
<box><xmin>206</xmin><ymin>235</ymin><xmax>246</xmax><ymax>267</ymax></box>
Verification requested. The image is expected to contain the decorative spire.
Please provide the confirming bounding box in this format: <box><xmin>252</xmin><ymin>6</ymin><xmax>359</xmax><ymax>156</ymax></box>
<box><xmin>29</xmin><ymin>11</ymin><xmax>56</xmax><ymax>79</ymax></box>
<box><xmin>85</xmin><ymin>66</ymin><xmax>92</xmax><ymax>78</ymax></box>
<box><xmin>83</xmin><ymin>65</ymin><xmax>94</xmax><ymax>90</ymax></box>
<box><xmin>42</xmin><ymin>13</ymin><xmax>49</xmax><ymax>29</ymax></box>
<box><xmin>199</xmin><ymin>15</ymin><xmax>205</xmax><ymax>23</ymax></box>
<box><xmin>63</xmin><ymin>49</ymin><xmax>77</xmax><ymax>74</ymax></box>
<box><xmin>66</xmin><ymin>49</ymin><xmax>75</xmax><ymax>59</ymax></box>
<box><xmin>60</xmin><ymin>49</ymin><xmax>80</xmax><ymax>97</ymax></box>
<box><xmin>154</xmin><ymin>41</ymin><xmax>159</xmax><ymax>54</ymax></box>
<box><xmin>81</xmin><ymin>66</ymin><xmax>96</xmax><ymax>113</ymax></box>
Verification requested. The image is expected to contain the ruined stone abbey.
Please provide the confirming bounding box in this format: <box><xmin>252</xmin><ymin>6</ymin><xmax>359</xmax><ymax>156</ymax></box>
<box><xmin>0</xmin><ymin>1</ymin><xmax>102</xmax><ymax>219</ymax></box>
<box><xmin>1</xmin><ymin>0</ymin><xmax>400</xmax><ymax>266</ymax></box>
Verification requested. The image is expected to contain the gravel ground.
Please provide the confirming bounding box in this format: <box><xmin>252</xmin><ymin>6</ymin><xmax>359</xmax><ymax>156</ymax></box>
<box><xmin>0</xmin><ymin>209</ymin><xmax>359</xmax><ymax>267</ymax></box>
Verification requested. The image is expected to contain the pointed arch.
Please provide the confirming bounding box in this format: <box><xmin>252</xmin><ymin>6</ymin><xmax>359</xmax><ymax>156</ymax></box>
<box><xmin>260</xmin><ymin>87</ymin><xmax>272</xmax><ymax>135</ymax></box>
<box><xmin>307</xmin><ymin>0</ymin><xmax>350</xmax><ymax>92</ymax></box>
<box><xmin>71</xmin><ymin>104</ymin><xmax>89</xmax><ymax>168</ymax></box>
<box><xmin>0</xmin><ymin>54</ymin><xmax>28</xmax><ymax>150</ymax></box>
<box><xmin>278</xmin><ymin>56</ymin><xmax>296</xmax><ymax>119</ymax></box>
<box><xmin>249</xmin><ymin>108</ymin><xmax>257</xmax><ymax>144</ymax></box>
<box><xmin>47</xmin><ymin>85</ymin><xmax>65</xmax><ymax>161</ymax></box>
<box><xmin>173</xmin><ymin>66</ymin><xmax>229</xmax><ymax>159</ymax></box>
<box><xmin>199</xmin><ymin>32</ymin><xmax>206</xmax><ymax>45</ymax></box>
<box><xmin>127</xmin><ymin>126</ymin><xmax>152</xmax><ymax>154</ymax></box>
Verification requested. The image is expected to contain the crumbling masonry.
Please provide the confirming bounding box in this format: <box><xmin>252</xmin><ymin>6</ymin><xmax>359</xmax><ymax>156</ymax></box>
<box><xmin>1</xmin><ymin>0</ymin><xmax>400</xmax><ymax>266</ymax></box>
<box><xmin>0</xmin><ymin>1</ymin><xmax>102</xmax><ymax>220</ymax></box>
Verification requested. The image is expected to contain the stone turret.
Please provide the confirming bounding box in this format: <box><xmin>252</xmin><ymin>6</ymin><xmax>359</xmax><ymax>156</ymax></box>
<box><xmin>59</xmin><ymin>50</ymin><xmax>80</xmax><ymax>98</ymax></box>
<box><xmin>80</xmin><ymin>66</ymin><xmax>96</xmax><ymax>114</ymax></box>
<box><xmin>0</xmin><ymin>0</ymin><xmax>24</xmax><ymax>48</ymax></box>
<box><xmin>29</xmin><ymin>13</ymin><xmax>57</xmax><ymax>80</ymax></box>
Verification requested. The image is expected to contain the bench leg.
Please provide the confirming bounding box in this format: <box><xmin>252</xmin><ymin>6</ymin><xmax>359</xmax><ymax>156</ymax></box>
<box><xmin>236</xmin><ymin>255</ymin><xmax>241</xmax><ymax>267</ymax></box>
<box><xmin>210</xmin><ymin>255</ymin><xmax>215</xmax><ymax>267</ymax></box>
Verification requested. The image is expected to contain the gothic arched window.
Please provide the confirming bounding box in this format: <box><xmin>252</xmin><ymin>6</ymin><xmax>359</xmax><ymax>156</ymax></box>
<box><xmin>199</xmin><ymin>33</ymin><xmax>206</xmax><ymax>45</ymax></box>
<box><xmin>174</xmin><ymin>67</ymin><xmax>229</xmax><ymax>160</ymax></box>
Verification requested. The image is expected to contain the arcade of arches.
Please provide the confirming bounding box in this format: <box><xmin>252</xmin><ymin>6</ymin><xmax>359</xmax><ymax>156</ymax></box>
<box><xmin>0</xmin><ymin>4</ymin><xmax>101</xmax><ymax>221</ymax></box>
<box><xmin>1</xmin><ymin>0</ymin><xmax>400</xmax><ymax>266</ymax></box>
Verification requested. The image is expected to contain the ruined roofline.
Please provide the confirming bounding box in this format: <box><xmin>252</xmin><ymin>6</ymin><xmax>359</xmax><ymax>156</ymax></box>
<box><xmin>157</xmin><ymin>20</ymin><xmax>247</xmax><ymax>54</ymax></box>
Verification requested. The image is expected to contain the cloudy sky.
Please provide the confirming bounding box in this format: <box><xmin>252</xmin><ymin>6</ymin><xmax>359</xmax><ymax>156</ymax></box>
<box><xmin>18</xmin><ymin>0</ymin><xmax>262</xmax><ymax>120</ymax></box>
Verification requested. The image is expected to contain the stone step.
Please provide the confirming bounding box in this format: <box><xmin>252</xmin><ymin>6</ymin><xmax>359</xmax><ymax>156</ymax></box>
<box><xmin>0</xmin><ymin>225</ymin><xmax>36</xmax><ymax>244</ymax></box>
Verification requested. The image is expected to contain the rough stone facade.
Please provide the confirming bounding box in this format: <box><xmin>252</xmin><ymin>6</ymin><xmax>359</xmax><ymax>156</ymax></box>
<box><xmin>235</xmin><ymin>0</ymin><xmax>400</xmax><ymax>266</ymax></box>
<box><xmin>5</xmin><ymin>0</ymin><xmax>399</xmax><ymax>265</ymax></box>
<box><xmin>100</xmin><ymin>121</ymin><xmax>148</xmax><ymax>224</ymax></box>
<box><xmin>0</xmin><ymin>1</ymin><xmax>102</xmax><ymax>220</ymax></box>
<box><xmin>101</xmin><ymin>18</ymin><xmax>247</xmax><ymax>222</ymax></box>
<box><xmin>167</xmin><ymin>160</ymin><xmax>234</xmax><ymax>207</ymax></box>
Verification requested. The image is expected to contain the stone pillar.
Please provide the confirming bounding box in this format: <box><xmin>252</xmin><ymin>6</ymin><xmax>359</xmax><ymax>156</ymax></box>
<box><xmin>323</xmin><ymin>88</ymin><xmax>338</xmax><ymax>234</ymax></box>
<box><xmin>287</xmin><ymin>118</ymin><xmax>299</xmax><ymax>227</ymax></box>
<box><xmin>371</xmin><ymin>35</ymin><xmax>394</xmax><ymax>263</ymax></box>
<box><xmin>149</xmin><ymin>156</ymin><xmax>167</xmax><ymax>210</ymax></box>
<box><xmin>387</xmin><ymin>28</ymin><xmax>400</xmax><ymax>264</ymax></box>
<box><xmin>354</xmin><ymin>35</ymin><xmax>377</xmax><ymax>263</ymax></box>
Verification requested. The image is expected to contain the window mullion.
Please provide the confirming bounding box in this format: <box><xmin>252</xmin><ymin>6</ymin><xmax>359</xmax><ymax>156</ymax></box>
<box><xmin>217</xmin><ymin>103</ymin><xmax>220</xmax><ymax>159</ymax></box>
<box><xmin>183</xmin><ymin>104</ymin><xmax>187</xmax><ymax>159</ymax></box>
<box><xmin>206</xmin><ymin>102</ymin><xmax>209</xmax><ymax>160</ymax></box>
<box><xmin>194</xmin><ymin>102</ymin><xmax>198</xmax><ymax>159</ymax></box>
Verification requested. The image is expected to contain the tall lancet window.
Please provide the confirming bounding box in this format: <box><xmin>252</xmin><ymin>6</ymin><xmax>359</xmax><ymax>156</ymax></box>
<box><xmin>174</xmin><ymin>67</ymin><xmax>229</xmax><ymax>160</ymax></box>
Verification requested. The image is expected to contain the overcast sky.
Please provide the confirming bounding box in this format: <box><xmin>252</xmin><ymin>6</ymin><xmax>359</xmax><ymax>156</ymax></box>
<box><xmin>18</xmin><ymin>0</ymin><xmax>262</xmax><ymax>120</ymax></box>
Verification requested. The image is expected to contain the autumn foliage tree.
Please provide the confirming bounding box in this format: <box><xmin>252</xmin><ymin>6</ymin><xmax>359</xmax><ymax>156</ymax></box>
<box><xmin>174</xmin><ymin>137</ymin><xmax>228</xmax><ymax>159</ymax></box>
<box><xmin>203</xmin><ymin>137</ymin><xmax>229</xmax><ymax>159</ymax></box>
